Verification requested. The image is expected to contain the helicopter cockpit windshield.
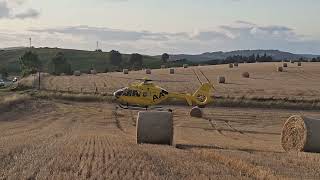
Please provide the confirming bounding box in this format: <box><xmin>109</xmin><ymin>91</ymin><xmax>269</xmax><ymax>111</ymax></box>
<box><xmin>114</xmin><ymin>88</ymin><xmax>128</xmax><ymax>98</ymax></box>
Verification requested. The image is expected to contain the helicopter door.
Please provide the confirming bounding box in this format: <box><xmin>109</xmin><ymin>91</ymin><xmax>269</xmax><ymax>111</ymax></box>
<box><xmin>140</xmin><ymin>90</ymin><xmax>154</xmax><ymax>105</ymax></box>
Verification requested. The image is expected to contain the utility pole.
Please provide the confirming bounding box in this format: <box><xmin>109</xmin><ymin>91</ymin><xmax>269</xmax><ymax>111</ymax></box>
<box><xmin>29</xmin><ymin>37</ymin><xmax>32</xmax><ymax>48</ymax></box>
<box><xmin>38</xmin><ymin>70</ymin><xmax>41</xmax><ymax>90</ymax></box>
<box><xmin>96</xmin><ymin>41</ymin><xmax>99</xmax><ymax>50</ymax></box>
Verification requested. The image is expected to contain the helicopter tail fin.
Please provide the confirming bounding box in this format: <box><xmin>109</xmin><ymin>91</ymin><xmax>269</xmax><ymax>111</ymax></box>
<box><xmin>192</xmin><ymin>83</ymin><xmax>213</xmax><ymax>106</ymax></box>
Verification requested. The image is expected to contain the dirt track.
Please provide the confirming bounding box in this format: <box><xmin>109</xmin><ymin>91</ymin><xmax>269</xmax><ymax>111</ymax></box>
<box><xmin>1</xmin><ymin>100</ymin><xmax>320</xmax><ymax>179</ymax></box>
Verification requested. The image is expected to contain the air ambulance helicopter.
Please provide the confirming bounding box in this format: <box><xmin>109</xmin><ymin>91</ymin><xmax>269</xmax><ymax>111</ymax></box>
<box><xmin>113</xmin><ymin>77</ymin><xmax>214</xmax><ymax>110</ymax></box>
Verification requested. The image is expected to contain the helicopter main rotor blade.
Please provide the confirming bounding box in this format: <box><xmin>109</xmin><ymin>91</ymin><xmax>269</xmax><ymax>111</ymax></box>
<box><xmin>97</xmin><ymin>73</ymin><xmax>188</xmax><ymax>83</ymax></box>
<box><xmin>198</xmin><ymin>69</ymin><xmax>216</xmax><ymax>90</ymax></box>
<box><xmin>134</xmin><ymin>78</ymin><xmax>189</xmax><ymax>83</ymax></box>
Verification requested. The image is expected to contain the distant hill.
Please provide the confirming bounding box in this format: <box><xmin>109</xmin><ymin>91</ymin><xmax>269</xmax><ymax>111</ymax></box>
<box><xmin>0</xmin><ymin>47</ymin><xmax>162</xmax><ymax>73</ymax></box>
<box><xmin>0</xmin><ymin>47</ymin><xmax>26</xmax><ymax>51</ymax></box>
<box><xmin>167</xmin><ymin>50</ymin><xmax>320</xmax><ymax>62</ymax></box>
<box><xmin>1</xmin><ymin>47</ymin><xmax>319</xmax><ymax>74</ymax></box>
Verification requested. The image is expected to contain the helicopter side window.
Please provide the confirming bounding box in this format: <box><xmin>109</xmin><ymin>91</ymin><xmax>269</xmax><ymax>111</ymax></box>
<box><xmin>121</xmin><ymin>88</ymin><xmax>129</xmax><ymax>96</ymax></box>
<box><xmin>133</xmin><ymin>90</ymin><xmax>141</xmax><ymax>97</ymax></box>
<box><xmin>127</xmin><ymin>90</ymin><xmax>133</xmax><ymax>97</ymax></box>
<box><xmin>143</xmin><ymin>92</ymin><xmax>148</xmax><ymax>97</ymax></box>
<box><xmin>131</xmin><ymin>90</ymin><xmax>137</xmax><ymax>97</ymax></box>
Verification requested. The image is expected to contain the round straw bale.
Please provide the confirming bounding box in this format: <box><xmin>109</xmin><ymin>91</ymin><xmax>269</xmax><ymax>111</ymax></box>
<box><xmin>234</xmin><ymin>63</ymin><xmax>239</xmax><ymax>67</ymax></box>
<box><xmin>146</xmin><ymin>69</ymin><xmax>151</xmax><ymax>74</ymax></box>
<box><xmin>136</xmin><ymin>111</ymin><xmax>173</xmax><ymax>145</ymax></box>
<box><xmin>242</xmin><ymin>72</ymin><xmax>250</xmax><ymax>78</ymax></box>
<box><xmin>281</xmin><ymin>115</ymin><xmax>320</xmax><ymax>152</ymax></box>
<box><xmin>183</xmin><ymin>64</ymin><xmax>188</xmax><ymax>68</ymax></box>
<box><xmin>74</xmin><ymin>71</ymin><xmax>81</xmax><ymax>76</ymax></box>
<box><xmin>229</xmin><ymin>63</ymin><xmax>234</xmax><ymax>68</ymax></box>
<box><xmin>90</xmin><ymin>69</ymin><xmax>97</xmax><ymax>75</ymax></box>
<box><xmin>218</xmin><ymin>76</ymin><xmax>226</xmax><ymax>84</ymax></box>
<box><xmin>283</xmin><ymin>63</ymin><xmax>288</xmax><ymax>67</ymax></box>
<box><xmin>123</xmin><ymin>69</ymin><xmax>129</xmax><ymax>74</ymax></box>
<box><xmin>277</xmin><ymin>67</ymin><xmax>283</xmax><ymax>72</ymax></box>
<box><xmin>169</xmin><ymin>68</ymin><xmax>175</xmax><ymax>74</ymax></box>
<box><xmin>190</xmin><ymin>106</ymin><xmax>203</xmax><ymax>118</ymax></box>
<box><xmin>298</xmin><ymin>62</ymin><xmax>302</xmax><ymax>67</ymax></box>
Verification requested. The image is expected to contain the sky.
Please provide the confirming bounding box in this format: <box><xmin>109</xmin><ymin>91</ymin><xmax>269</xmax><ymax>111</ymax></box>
<box><xmin>0</xmin><ymin>0</ymin><xmax>320</xmax><ymax>55</ymax></box>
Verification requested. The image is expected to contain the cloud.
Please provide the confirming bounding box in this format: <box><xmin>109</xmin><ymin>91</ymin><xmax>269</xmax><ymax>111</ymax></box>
<box><xmin>30</xmin><ymin>25</ymin><xmax>170</xmax><ymax>41</ymax></box>
<box><xmin>0</xmin><ymin>1</ymin><xmax>10</xmax><ymax>18</ymax></box>
<box><xmin>14</xmin><ymin>8</ymin><xmax>39</xmax><ymax>19</ymax></box>
<box><xmin>0</xmin><ymin>0</ymin><xmax>39</xmax><ymax>19</ymax></box>
<box><xmin>1</xmin><ymin>21</ymin><xmax>320</xmax><ymax>55</ymax></box>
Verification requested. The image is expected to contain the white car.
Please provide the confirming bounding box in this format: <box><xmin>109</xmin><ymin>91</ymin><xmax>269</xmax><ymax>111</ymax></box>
<box><xmin>12</xmin><ymin>77</ymin><xmax>18</xmax><ymax>82</ymax></box>
<box><xmin>0</xmin><ymin>79</ymin><xmax>4</xmax><ymax>87</ymax></box>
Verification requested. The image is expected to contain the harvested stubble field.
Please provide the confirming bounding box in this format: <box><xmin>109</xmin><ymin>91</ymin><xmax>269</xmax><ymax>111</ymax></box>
<box><xmin>3</xmin><ymin>62</ymin><xmax>320</xmax><ymax>179</ymax></box>
<box><xmin>21</xmin><ymin>62</ymin><xmax>320</xmax><ymax>101</ymax></box>
<box><xmin>1</xmin><ymin>98</ymin><xmax>320</xmax><ymax>179</ymax></box>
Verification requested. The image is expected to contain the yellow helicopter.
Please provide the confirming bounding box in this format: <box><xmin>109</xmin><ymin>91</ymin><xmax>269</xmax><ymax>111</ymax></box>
<box><xmin>113</xmin><ymin>77</ymin><xmax>214</xmax><ymax>109</ymax></box>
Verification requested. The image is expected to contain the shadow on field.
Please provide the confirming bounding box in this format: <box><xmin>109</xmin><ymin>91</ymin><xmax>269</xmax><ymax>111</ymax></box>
<box><xmin>175</xmin><ymin>144</ymin><xmax>284</xmax><ymax>154</ymax></box>
<box><xmin>224</xmin><ymin>82</ymin><xmax>248</xmax><ymax>86</ymax></box>
<box><xmin>177</xmin><ymin>125</ymin><xmax>281</xmax><ymax>136</ymax></box>
<box><xmin>250</xmin><ymin>77</ymin><xmax>273</xmax><ymax>80</ymax></box>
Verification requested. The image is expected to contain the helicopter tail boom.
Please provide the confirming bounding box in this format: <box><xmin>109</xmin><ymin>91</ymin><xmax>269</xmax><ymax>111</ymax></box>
<box><xmin>168</xmin><ymin>83</ymin><xmax>213</xmax><ymax>106</ymax></box>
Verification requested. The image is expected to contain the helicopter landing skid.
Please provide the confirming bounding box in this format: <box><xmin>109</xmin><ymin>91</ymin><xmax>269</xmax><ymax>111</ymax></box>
<box><xmin>117</xmin><ymin>104</ymin><xmax>172</xmax><ymax>112</ymax></box>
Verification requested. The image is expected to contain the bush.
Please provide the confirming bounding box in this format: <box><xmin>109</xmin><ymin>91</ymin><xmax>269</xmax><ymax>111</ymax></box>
<box><xmin>19</xmin><ymin>51</ymin><xmax>41</xmax><ymax>77</ymax></box>
<box><xmin>48</xmin><ymin>52</ymin><xmax>72</xmax><ymax>75</ymax></box>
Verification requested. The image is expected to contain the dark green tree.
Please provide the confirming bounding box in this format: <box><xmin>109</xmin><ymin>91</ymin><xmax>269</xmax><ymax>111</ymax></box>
<box><xmin>256</xmin><ymin>54</ymin><xmax>260</xmax><ymax>62</ymax></box>
<box><xmin>129</xmin><ymin>53</ymin><xmax>143</xmax><ymax>69</ymax></box>
<box><xmin>0</xmin><ymin>67</ymin><xmax>8</xmax><ymax>80</ymax></box>
<box><xmin>48</xmin><ymin>52</ymin><xmax>72</xmax><ymax>75</ymax></box>
<box><xmin>109</xmin><ymin>50</ymin><xmax>122</xmax><ymax>66</ymax></box>
<box><xmin>161</xmin><ymin>53</ymin><xmax>170</xmax><ymax>64</ymax></box>
<box><xmin>19</xmin><ymin>51</ymin><xmax>41</xmax><ymax>77</ymax></box>
<box><xmin>248</xmin><ymin>54</ymin><xmax>255</xmax><ymax>63</ymax></box>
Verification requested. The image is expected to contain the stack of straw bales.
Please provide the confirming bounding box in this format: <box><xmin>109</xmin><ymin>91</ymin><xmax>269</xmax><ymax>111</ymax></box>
<box><xmin>74</xmin><ymin>71</ymin><xmax>81</xmax><ymax>76</ymax></box>
<box><xmin>281</xmin><ymin>115</ymin><xmax>320</xmax><ymax>152</ymax></box>
<box><xmin>123</xmin><ymin>69</ymin><xmax>129</xmax><ymax>74</ymax></box>
<box><xmin>136</xmin><ymin>111</ymin><xmax>173</xmax><ymax>145</ymax></box>
<box><xmin>190</xmin><ymin>107</ymin><xmax>203</xmax><ymax>118</ymax></box>
<box><xmin>242</xmin><ymin>72</ymin><xmax>250</xmax><ymax>78</ymax></box>
<box><xmin>218</xmin><ymin>76</ymin><xmax>225</xmax><ymax>84</ymax></box>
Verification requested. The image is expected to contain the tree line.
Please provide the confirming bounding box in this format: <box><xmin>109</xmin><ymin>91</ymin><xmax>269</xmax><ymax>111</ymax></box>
<box><xmin>2</xmin><ymin>50</ymin><xmax>320</xmax><ymax>78</ymax></box>
<box><xmin>15</xmin><ymin>50</ymin><xmax>153</xmax><ymax>77</ymax></box>
<box><xmin>203</xmin><ymin>53</ymin><xmax>273</xmax><ymax>65</ymax></box>
<box><xmin>14</xmin><ymin>50</ymin><xmax>176</xmax><ymax>77</ymax></box>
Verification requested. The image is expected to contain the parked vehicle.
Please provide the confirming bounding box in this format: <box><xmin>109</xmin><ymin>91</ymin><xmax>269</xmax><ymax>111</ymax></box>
<box><xmin>12</xmin><ymin>77</ymin><xmax>18</xmax><ymax>82</ymax></box>
<box><xmin>0</xmin><ymin>79</ymin><xmax>5</xmax><ymax>87</ymax></box>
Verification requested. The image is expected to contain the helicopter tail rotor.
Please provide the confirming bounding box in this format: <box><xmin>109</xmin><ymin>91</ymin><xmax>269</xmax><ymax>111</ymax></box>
<box><xmin>192</xmin><ymin>83</ymin><xmax>213</xmax><ymax>106</ymax></box>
